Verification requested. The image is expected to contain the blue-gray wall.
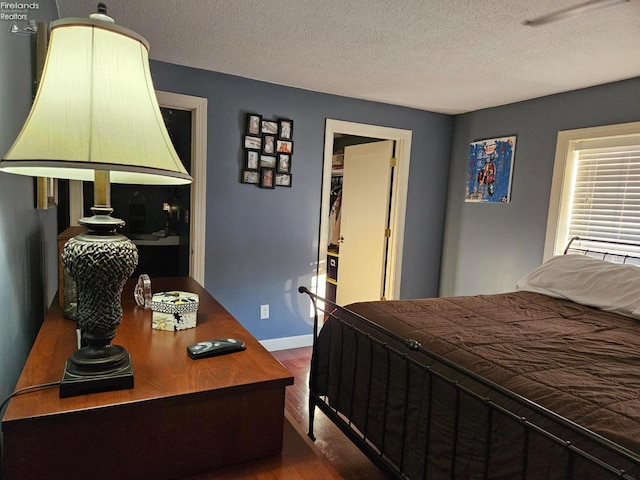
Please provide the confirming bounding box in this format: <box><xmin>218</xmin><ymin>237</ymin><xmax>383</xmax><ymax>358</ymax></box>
<box><xmin>440</xmin><ymin>77</ymin><xmax>640</xmax><ymax>297</ymax></box>
<box><xmin>2</xmin><ymin>1</ymin><xmax>638</xmax><ymax>403</ymax></box>
<box><xmin>150</xmin><ymin>61</ymin><xmax>453</xmax><ymax>341</ymax></box>
<box><xmin>0</xmin><ymin>2</ymin><xmax>59</xmax><ymax>403</ymax></box>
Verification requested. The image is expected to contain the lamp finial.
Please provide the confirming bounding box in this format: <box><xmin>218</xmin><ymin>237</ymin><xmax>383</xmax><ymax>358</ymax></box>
<box><xmin>91</xmin><ymin>3</ymin><xmax>114</xmax><ymax>23</ymax></box>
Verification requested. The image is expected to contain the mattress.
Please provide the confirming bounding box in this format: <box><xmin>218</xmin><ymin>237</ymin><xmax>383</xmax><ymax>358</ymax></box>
<box><xmin>313</xmin><ymin>291</ymin><xmax>640</xmax><ymax>479</ymax></box>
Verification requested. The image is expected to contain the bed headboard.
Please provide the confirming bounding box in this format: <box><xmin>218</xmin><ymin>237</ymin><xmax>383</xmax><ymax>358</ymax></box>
<box><xmin>563</xmin><ymin>236</ymin><xmax>640</xmax><ymax>266</ymax></box>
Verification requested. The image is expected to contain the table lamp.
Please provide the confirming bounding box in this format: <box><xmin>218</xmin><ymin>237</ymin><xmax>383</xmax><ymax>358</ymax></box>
<box><xmin>0</xmin><ymin>4</ymin><xmax>192</xmax><ymax>397</ymax></box>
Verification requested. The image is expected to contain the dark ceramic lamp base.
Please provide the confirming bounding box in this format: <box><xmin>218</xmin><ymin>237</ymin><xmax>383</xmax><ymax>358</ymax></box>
<box><xmin>60</xmin><ymin>206</ymin><xmax>138</xmax><ymax>398</ymax></box>
<box><xmin>60</xmin><ymin>345</ymin><xmax>133</xmax><ymax>398</ymax></box>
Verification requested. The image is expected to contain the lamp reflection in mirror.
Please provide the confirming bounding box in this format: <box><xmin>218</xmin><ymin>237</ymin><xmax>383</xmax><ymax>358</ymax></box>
<box><xmin>0</xmin><ymin>3</ymin><xmax>192</xmax><ymax>397</ymax></box>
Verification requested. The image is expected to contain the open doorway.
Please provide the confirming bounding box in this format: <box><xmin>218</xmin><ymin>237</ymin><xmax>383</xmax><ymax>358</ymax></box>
<box><xmin>81</xmin><ymin>107</ymin><xmax>191</xmax><ymax>278</ymax></box>
<box><xmin>317</xmin><ymin>119</ymin><xmax>412</xmax><ymax>303</ymax></box>
<box><xmin>67</xmin><ymin>91</ymin><xmax>207</xmax><ymax>284</ymax></box>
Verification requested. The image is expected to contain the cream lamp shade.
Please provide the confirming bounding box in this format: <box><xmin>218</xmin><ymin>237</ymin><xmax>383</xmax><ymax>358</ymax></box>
<box><xmin>0</xmin><ymin>4</ymin><xmax>193</xmax><ymax>398</ymax></box>
<box><xmin>0</xmin><ymin>14</ymin><xmax>192</xmax><ymax>185</ymax></box>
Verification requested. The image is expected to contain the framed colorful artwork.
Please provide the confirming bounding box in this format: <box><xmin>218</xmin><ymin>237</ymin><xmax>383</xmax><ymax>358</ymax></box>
<box><xmin>465</xmin><ymin>135</ymin><xmax>516</xmax><ymax>203</ymax></box>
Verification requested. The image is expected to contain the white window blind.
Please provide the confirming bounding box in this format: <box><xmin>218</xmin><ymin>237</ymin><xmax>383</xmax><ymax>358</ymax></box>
<box><xmin>545</xmin><ymin>123</ymin><xmax>640</xmax><ymax>260</ymax></box>
<box><xmin>568</xmin><ymin>140</ymin><xmax>640</xmax><ymax>254</ymax></box>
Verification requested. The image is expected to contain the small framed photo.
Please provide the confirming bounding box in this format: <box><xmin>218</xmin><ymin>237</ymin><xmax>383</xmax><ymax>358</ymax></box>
<box><xmin>246</xmin><ymin>113</ymin><xmax>262</xmax><ymax>136</ymax></box>
<box><xmin>260</xmin><ymin>155</ymin><xmax>276</xmax><ymax>168</ymax></box>
<box><xmin>263</xmin><ymin>134</ymin><xmax>276</xmax><ymax>154</ymax></box>
<box><xmin>276</xmin><ymin>139</ymin><xmax>293</xmax><ymax>154</ymax></box>
<box><xmin>279</xmin><ymin>119</ymin><xmax>293</xmax><ymax>140</ymax></box>
<box><xmin>277</xmin><ymin>153</ymin><xmax>291</xmax><ymax>173</ymax></box>
<box><xmin>244</xmin><ymin>135</ymin><xmax>262</xmax><ymax>150</ymax></box>
<box><xmin>260</xmin><ymin>168</ymin><xmax>275</xmax><ymax>189</ymax></box>
<box><xmin>275</xmin><ymin>173</ymin><xmax>292</xmax><ymax>187</ymax></box>
<box><xmin>241</xmin><ymin>170</ymin><xmax>260</xmax><ymax>184</ymax></box>
<box><xmin>262</xmin><ymin>120</ymin><xmax>278</xmax><ymax>135</ymax></box>
<box><xmin>245</xmin><ymin>150</ymin><xmax>260</xmax><ymax>170</ymax></box>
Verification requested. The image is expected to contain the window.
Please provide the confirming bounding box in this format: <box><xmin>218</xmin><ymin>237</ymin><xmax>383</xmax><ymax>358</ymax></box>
<box><xmin>544</xmin><ymin>122</ymin><xmax>640</xmax><ymax>259</ymax></box>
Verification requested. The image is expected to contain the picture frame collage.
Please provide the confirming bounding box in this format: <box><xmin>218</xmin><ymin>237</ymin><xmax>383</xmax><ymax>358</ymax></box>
<box><xmin>242</xmin><ymin>113</ymin><xmax>293</xmax><ymax>188</ymax></box>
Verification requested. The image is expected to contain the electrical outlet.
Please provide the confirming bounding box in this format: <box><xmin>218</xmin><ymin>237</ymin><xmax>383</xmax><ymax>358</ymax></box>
<box><xmin>260</xmin><ymin>304</ymin><xmax>269</xmax><ymax>320</ymax></box>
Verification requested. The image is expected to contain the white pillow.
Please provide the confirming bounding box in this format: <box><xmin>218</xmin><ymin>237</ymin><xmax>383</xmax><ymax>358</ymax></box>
<box><xmin>516</xmin><ymin>254</ymin><xmax>640</xmax><ymax>319</ymax></box>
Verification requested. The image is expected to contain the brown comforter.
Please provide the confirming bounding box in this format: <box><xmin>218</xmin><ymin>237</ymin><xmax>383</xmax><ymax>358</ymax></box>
<box><xmin>314</xmin><ymin>291</ymin><xmax>640</xmax><ymax>479</ymax></box>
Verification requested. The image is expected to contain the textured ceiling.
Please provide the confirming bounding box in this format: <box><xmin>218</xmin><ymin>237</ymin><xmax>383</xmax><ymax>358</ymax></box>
<box><xmin>55</xmin><ymin>0</ymin><xmax>640</xmax><ymax>114</ymax></box>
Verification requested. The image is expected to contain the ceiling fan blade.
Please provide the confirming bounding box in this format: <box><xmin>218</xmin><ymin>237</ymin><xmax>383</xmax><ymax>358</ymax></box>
<box><xmin>524</xmin><ymin>0</ymin><xmax>630</xmax><ymax>26</ymax></box>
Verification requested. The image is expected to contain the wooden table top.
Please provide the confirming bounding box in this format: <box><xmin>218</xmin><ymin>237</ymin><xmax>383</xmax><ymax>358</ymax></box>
<box><xmin>3</xmin><ymin>277</ymin><xmax>293</xmax><ymax>423</ymax></box>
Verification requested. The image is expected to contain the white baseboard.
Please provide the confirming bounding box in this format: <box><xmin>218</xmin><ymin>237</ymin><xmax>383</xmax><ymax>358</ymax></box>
<box><xmin>260</xmin><ymin>334</ymin><xmax>314</xmax><ymax>352</ymax></box>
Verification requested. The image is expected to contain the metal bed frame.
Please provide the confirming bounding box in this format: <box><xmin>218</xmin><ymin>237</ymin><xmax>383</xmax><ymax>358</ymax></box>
<box><xmin>298</xmin><ymin>237</ymin><xmax>640</xmax><ymax>479</ymax></box>
<box><xmin>564</xmin><ymin>236</ymin><xmax>640</xmax><ymax>264</ymax></box>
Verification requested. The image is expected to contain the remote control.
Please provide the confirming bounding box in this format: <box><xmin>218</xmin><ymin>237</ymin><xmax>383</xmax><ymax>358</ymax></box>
<box><xmin>187</xmin><ymin>338</ymin><xmax>246</xmax><ymax>359</ymax></box>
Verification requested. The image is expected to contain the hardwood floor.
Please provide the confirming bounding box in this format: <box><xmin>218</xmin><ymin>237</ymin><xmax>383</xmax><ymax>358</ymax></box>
<box><xmin>272</xmin><ymin>347</ymin><xmax>387</xmax><ymax>480</ymax></box>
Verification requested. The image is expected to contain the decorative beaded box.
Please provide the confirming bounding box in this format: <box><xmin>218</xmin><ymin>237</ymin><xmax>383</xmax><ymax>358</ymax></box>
<box><xmin>151</xmin><ymin>291</ymin><xmax>199</xmax><ymax>331</ymax></box>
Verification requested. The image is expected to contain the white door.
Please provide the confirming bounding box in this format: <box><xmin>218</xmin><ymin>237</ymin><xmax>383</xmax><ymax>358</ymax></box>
<box><xmin>336</xmin><ymin>140</ymin><xmax>394</xmax><ymax>306</ymax></box>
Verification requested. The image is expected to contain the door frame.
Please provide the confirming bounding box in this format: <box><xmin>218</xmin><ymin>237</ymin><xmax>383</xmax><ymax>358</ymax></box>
<box><xmin>68</xmin><ymin>91</ymin><xmax>207</xmax><ymax>284</ymax></box>
<box><xmin>318</xmin><ymin>119</ymin><xmax>412</xmax><ymax>301</ymax></box>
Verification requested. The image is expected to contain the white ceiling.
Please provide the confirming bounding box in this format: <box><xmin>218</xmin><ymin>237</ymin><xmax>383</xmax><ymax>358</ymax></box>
<box><xmin>55</xmin><ymin>0</ymin><xmax>640</xmax><ymax>114</ymax></box>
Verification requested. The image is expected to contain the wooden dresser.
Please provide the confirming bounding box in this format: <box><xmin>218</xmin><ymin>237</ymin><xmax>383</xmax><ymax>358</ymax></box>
<box><xmin>2</xmin><ymin>277</ymin><xmax>294</xmax><ymax>480</ymax></box>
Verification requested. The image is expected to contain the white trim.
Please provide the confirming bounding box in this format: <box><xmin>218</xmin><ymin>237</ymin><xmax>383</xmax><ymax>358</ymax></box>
<box><xmin>156</xmin><ymin>91</ymin><xmax>208</xmax><ymax>285</ymax></box>
<box><xmin>68</xmin><ymin>92</ymin><xmax>207</xmax><ymax>285</ymax></box>
<box><xmin>544</xmin><ymin>121</ymin><xmax>640</xmax><ymax>261</ymax></box>
<box><xmin>319</xmin><ymin>119</ymin><xmax>412</xmax><ymax>301</ymax></box>
<box><xmin>260</xmin><ymin>334</ymin><xmax>314</xmax><ymax>352</ymax></box>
